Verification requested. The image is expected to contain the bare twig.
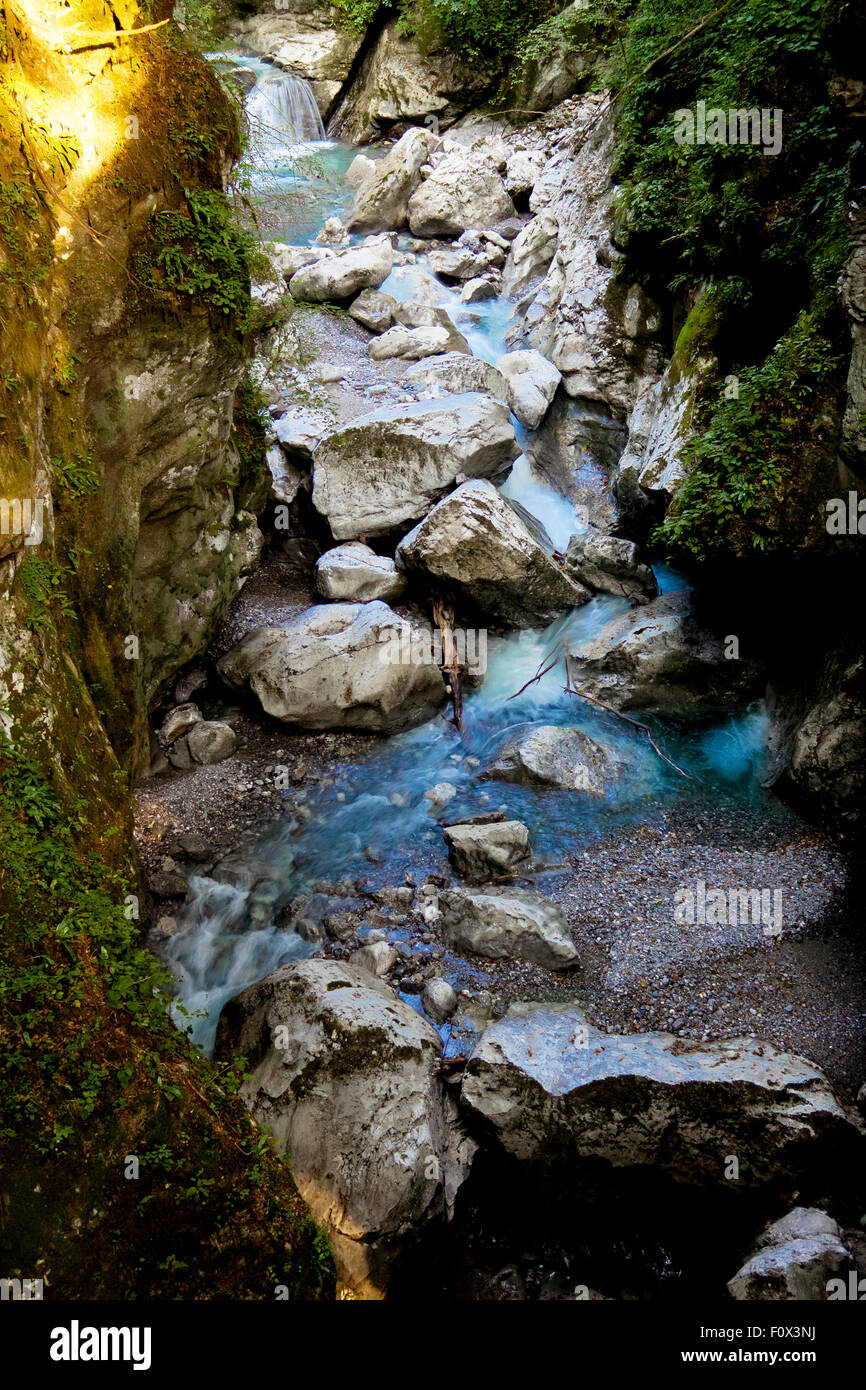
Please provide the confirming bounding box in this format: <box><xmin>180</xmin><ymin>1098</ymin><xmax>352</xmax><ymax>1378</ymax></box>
<box><xmin>505</xmin><ymin>644</ymin><xmax>695</xmax><ymax>780</ymax></box>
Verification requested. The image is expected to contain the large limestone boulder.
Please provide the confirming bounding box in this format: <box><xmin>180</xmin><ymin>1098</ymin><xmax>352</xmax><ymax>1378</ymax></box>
<box><xmin>231</xmin><ymin>8</ymin><xmax>365</xmax><ymax>118</ymax></box>
<box><xmin>407</xmin><ymin>152</ymin><xmax>514</xmax><ymax>238</ymax></box>
<box><xmin>348</xmin><ymin>287</ymin><xmax>397</xmax><ymax>333</ymax></box>
<box><xmin>289</xmin><ymin>240</ymin><xmax>393</xmax><ymax>303</ymax></box>
<box><xmin>496</xmin><ymin>348</ymin><xmax>562</xmax><ymax>428</ymax></box>
<box><xmin>461</xmin><ymin>1004</ymin><xmax>861</xmax><ymax>1185</ymax></box>
<box><xmin>727</xmin><ymin>1209</ymin><xmax>852</xmax><ymax>1300</ymax></box>
<box><xmin>392</xmin><ymin>301</ymin><xmax>470</xmax><ymax>353</ymax></box>
<box><xmin>347</xmin><ymin>127</ymin><xmax>438</xmax><ymax>234</ymax></box>
<box><xmin>563</xmin><ymin>528</ymin><xmax>657</xmax><ymax>603</ymax></box>
<box><xmin>330</xmin><ymin>19</ymin><xmax>500</xmax><ymax>143</ymax></box>
<box><xmin>369</xmin><ymin>325</ymin><xmax>452</xmax><ymax>361</ymax></box>
<box><xmin>566</xmin><ymin>590</ymin><xmax>764</xmax><ymax>718</ymax></box>
<box><xmin>395</xmin><ymin>479</ymin><xmax>589</xmax><ymax>628</ymax></box>
<box><xmin>482</xmin><ymin>724</ymin><xmax>624</xmax><ymax>795</ymax></box>
<box><xmin>315</xmin><ymin>542</ymin><xmax>406</xmax><ymax>602</ymax></box>
<box><xmin>312</xmin><ymin>397</ymin><xmax>517</xmax><ymax>540</ymax></box>
<box><xmin>443</xmin><ymin>819</ymin><xmax>531</xmax><ymax>880</ymax></box>
<box><xmin>439</xmin><ymin>886</ymin><xmax>578</xmax><ymax>969</ymax></box>
<box><xmin>404</xmin><ymin>352</ymin><xmax>509</xmax><ymax>403</ymax></box>
<box><xmin>502</xmin><ymin>210</ymin><xmax>559</xmax><ymax>295</ymax></box>
<box><xmin>216</xmin><ymin>601</ymin><xmax>445</xmax><ymax>732</ymax></box>
<box><xmin>215</xmin><ymin>959</ymin><xmax>476</xmax><ymax>1298</ymax></box>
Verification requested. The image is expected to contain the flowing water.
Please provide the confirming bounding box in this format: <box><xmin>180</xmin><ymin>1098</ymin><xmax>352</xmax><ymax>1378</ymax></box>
<box><xmin>161</xmin><ymin>70</ymin><xmax>775</xmax><ymax>1053</ymax></box>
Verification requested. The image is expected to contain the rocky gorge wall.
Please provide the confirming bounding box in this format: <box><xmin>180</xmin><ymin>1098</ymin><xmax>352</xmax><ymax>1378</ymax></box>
<box><xmin>0</xmin><ymin>0</ymin><xmax>331</xmax><ymax>1298</ymax></box>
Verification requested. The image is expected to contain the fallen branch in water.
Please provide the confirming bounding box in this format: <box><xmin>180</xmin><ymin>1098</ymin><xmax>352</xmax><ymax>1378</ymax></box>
<box><xmin>505</xmin><ymin>643</ymin><xmax>695</xmax><ymax>780</ymax></box>
<box><xmin>432</xmin><ymin>596</ymin><xmax>464</xmax><ymax>734</ymax></box>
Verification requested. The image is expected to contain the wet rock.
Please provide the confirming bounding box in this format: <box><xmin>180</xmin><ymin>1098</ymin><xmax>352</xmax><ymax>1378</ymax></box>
<box><xmin>346</xmin><ymin>152</ymin><xmax>376</xmax><ymax>189</ymax></box>
<box><xmin>443</xmin><ymin>820</ymin><xmax>530</xmax><ymax>880</ymax></box>
<box><xmin>348</xmin><ymin>287</ymin><xmax>397</xmax><ymax>334</ymax></box>
<box><xmin>461</xmin><ymin>276</ymin><xmax>498</xmax><ymax>303</ymax></box>
<box><xmin>482</xmin><ymin>724</ymin><xmax>624</xmax><ymax>796</ymax></box>
<box><xmin>217</xmin><ymin>602</ymin><xmax>446</xmax><ymax>733</ymax></box>
<box><xmin>392</xmin><ymin>301</ymin><xmax>471</xmax><ymax>353</ymax></box>
<box><xmin>428</xmin><ymin>246</ymin><xmax>488</xmax><ymax>281</ymax></box>
<box><xmin>408</xmin><ymin>152</ymin><xmax>514</xmax><ymax>238</ymax></box>
<box><xmin>566</xmin><ymin>590</ymin><xmax>765</xmax><ymax>718</ymax></box>
<box><xmin>422</xmin><ymin>977</ymin><xmax>458</xmax><ymax>1023</ymax></box>
<box><xmin>563</xmin><ymin>529</ymin><xmax>657</xmax><ymax>603</ymax></box>
<box><xmin>149</xmin><ymin>869</ymin><xmax>188</xmax><ymax>899</ymax></box>
<box><xmin>395</xmin><ymin>479</ymin><xmax>589</xmax><ymax>628</ymax></box>
<box><xmin>316</xmin><ymin>216</ymin><xmax>348</xmax><ymax>246</ymax></box>
<box><xmin>369</xmin><ymin>324</ymin><xmax>452</xmax><ymax>360</ymax></box>
<box><xmin>214</xmin><ymin>959</ymin><xmax>477</xmax><ymax>1299</ymax></box>
<box><xmin>461</xmin><ymin>1004</ymin><xmax>861</xmax><ymax>1185</ymax></box>
<box><xmin>496</xmin><ymin>348</ymin><xmax>562</xmax><ymax>429</ymax></box>
<box><xmin>502</xmin><ymin>210</ymin><xmax>558</xmax><ymax>295</ymax></box>
<box><xmin>312</xmin><ymin>397</ymin><xmax>517</xmax><ymax>540</ymax></box>
<box><xmin>440</xmin><ymin>886</ymin><xmax>579</xmax><ymax>969</ymax></box>
<box><xmin>158</xmin><ymin>702</ymin><xmax>202</xmax><ymax>747</ymax></box>
<box><xmin>315</xmin><ymin>542</ymin><xmax>406</xmax><ymax>603</ymax></box>
<box><xmin>187</xmin><ymin>720</ymin><xmax>238</xmax><ymax>765</ymax></box>
<box><xmin>424</xmin><ymin>782</ymin><xmax>457</xmax><ymax>813</ymax></box>
<box><xmin>289</xmin><ymin>239</ymin><xmax>393</xmax><ymax>303</ymax></box>
<box><xmin>404</xmin><ymin>352</ymin><xmax>509</xmax><ymax>403</ymax></box>
<box><xmin>352</xmin><ymin>941</ymin><xmax>398</xmax><ymax>977</ymax></box>
<box><xmin>347</xmin><ymin>127</ymin><xmax>438</xmax><ymax>233</ymax></box>
<box><xmin>728</xmin><ymin>1209</ymin><xmax>852</xmax><ymax>1300</ymax></box>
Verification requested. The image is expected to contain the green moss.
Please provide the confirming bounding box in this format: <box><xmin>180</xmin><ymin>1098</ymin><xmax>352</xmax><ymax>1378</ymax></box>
<box><xmin>0</xmin><ymin>731</ymin><xmax>334</xmax><ymax>1298</ymax></box>
<box><xmin>131</xmin><ymin>188</ymin><xmax>254</xmax><ymax>326</ymax></box>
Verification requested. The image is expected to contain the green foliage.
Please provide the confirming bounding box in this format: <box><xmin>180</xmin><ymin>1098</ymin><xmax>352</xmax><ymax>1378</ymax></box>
<box><xmin>656</xmin><ymin>308</ymin><xmax>843</xmax><ymax>559</ymax></box>
<box><xmin>579</xmin><ymin>0</ymin><xmax>854</xmax><ymax>556</ymax></box>
<box><xmin>51</xmin><ymin>450</ymin><xmax>100</xmax><ymax>498</ymax></box>
<box><xmin>17</xmin><ymin>555</ymin><xmax>75</xmax><ymax>632</ymax></box>
<box><xmin>134</xmin><ymin>188</ymin><xmax>254</xmax><ymax>324</ymax></box>
<box><xmin>400</xmin><ymin>0</ymin><xmax>545</xmax><ymax>57</ymax></box>
<box><xmin>332</xmin><ymin>0</ymin><xmax>390</xmax><ymax>29</ymax></box>
<box><xmin>0</xmin><ymin>731</ymin><xmax>335</xmax><ymax>1297</ymax></box>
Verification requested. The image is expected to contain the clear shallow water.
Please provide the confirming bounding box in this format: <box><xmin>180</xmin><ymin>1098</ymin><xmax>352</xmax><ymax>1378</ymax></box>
<box><xmin>167</xmin><ymin>64</ymin><xmax>776</xmax><ymax>1052</ymax></box>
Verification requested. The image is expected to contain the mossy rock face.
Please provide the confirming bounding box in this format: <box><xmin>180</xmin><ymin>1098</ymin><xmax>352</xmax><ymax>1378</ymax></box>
<box><xmin>0</xmin><ymin>4</ymin><xmax>322</xmax><ymax>1300</ymax></box>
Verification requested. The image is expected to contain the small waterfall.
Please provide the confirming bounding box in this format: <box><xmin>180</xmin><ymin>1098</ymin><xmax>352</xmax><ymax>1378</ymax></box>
<box><xmin>245</xmin><ymin>68</ymin><xmax>326</xmax><ymax>159</ymax></box>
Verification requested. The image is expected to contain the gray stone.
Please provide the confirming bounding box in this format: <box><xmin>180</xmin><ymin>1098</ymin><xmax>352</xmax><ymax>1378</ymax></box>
<box><xmin>187</xmin><ymin>720</ymin><xmax>237</xmax><ymax>765</ymax></box>
<box><xmin>404</xmin><ymin>352</ymin><xmax>509</xmax><ymax>404</ymax></box>
<box><xmin>315</xmin><ymin>542</ymin><xmax>406</xmax><ymax>603</ymax></box>
<box><xmin>395</xmin><ymin>479</ymin><xmax>589</xmax><ymax>628</ymax></box>
<box><xmin>443</xmin><ymin>819</ymin><xmax>530</xmax><ymax>880</ymax></box>
<box><xmin>347</xmin><ymin>127</ymin><xmax>438</xmax><ymax>233</ymax></box>
<box><xmin>407</xmin><ymin>152</ymin><xmax>515</xmax><ymax>238</ymax></box>
<box><xmin>369</xmin><ymin>325</ymin><xmax>452</xmax><ymax>361</ymax></box>
<box><xmin>312</xmin><ymin>397</ymin><xmax>517</xmax><ymax>540</ymax></box>
<box><xmin>421</xmin><ymin>978</ymin><xmax>458</xmax><ymax>1023</ymax></box>
<box><xmin>348</xmin><ymin>287</ymin><xmax>397</xmax><ymax>334</ymax></box>
<box><xmin>440</xmin><ymin>886</ymin><xmax>578</xmax><ymax>969</ymax></box>
<box><xmin>461</xmin><ymin>1004</ymin><xmax>859</xmax><ymax>1185</ymax></box>
<box><xmin>728</xmin><ymin>1211</ymin><xmax>852</xmax><ymax>1300</ymax></box>
<box><xmin>566</xmin><ymin>590</ymin><xmax>765</xmax><ymax>718</ymax></box>
<box><xmin>461</xmin><ymin>276</ymin><xmax>498</xmax><ymax>303</ymax></box>
<box><xmin>215</xmin><ymin>958</ymin><xmax>476</xmax><ymax>1299</ymax></box>
<box><xmin>563</xmin><ymin>528</ymin><xmax>657</xmax><ymax>603</ymax></box>
<box><xmin>482</xmin><ymin>724</ymin><xmax>624</xmax><ymax>795</ymax></box>
<box><xmin>158</xmin><ymin>702</ymin><xmax>202</xmax><ymax>747</ymax></box>
<box><xmin>495</xmin><ymin>348</ymin><xmax>562</xmax><ymax>428</ymax></box>
<box><xmin>351</xmin><ymin>941</ymin><xmax>398</xmax><ymax>977</ymax></box>
<box><xmin>217</xmin><ymin>601</ymin><xmax>445</xmax><ymax>733</ymax></box>
<box><xmin>289</xmin><ymin>240</ymin><xmax>393</xmax><ymax>303</ymax></box>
